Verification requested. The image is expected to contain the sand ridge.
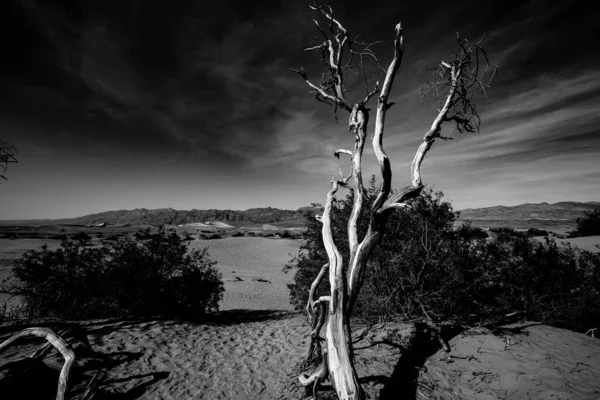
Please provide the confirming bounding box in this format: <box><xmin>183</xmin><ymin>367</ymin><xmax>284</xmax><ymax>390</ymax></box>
<box><xmin>417</xmin><ymin>322</ymin><xmax>600</xmax><ymax>399</ymax></box>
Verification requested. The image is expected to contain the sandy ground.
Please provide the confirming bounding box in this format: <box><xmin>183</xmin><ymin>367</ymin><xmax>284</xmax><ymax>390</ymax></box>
<box><xmin>1</xmin><ymin>237</ymin><xmax>600</xmax><ymax>399</ymax></box>
<box><xmin>557</xmin><ymin>235</ymin><xmax>600</xmax><ymax>252</ymax></box>
<box><xmin>532</xmin><ymin>235</ymin><xmax>600</xmax><ymax>253</ymax></box>
<box><xmin>194</xmin><ymin>237</ymin><xmax>302</xmax><ymax>311</ymax></box>
<box><xmin>418</xmin><ymin>322</ymin><xmax>600</xmax><ymax>399</ymax></box>
<box><xmin>0</xmin><ymin>313</ymin><xmax>413</xmax><ymax>400</ymax></box>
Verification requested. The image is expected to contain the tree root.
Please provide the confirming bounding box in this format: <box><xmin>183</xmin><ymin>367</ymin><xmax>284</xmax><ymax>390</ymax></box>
<box><xmin>299</xmin><ymin>354</ymin><xmax>329</xmax><ymax>400</ymax></box>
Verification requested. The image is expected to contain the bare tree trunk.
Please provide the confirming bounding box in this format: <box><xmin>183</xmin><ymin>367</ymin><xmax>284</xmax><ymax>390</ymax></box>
<box><xmin>292</xmin><ymin>4</ymin><xmax>496</xmax><ymax>399</ymax></box>
<box><xmin>326</xmin><ymin>305</ymin><xmax>362</xmax><ymax>400</ymax></box>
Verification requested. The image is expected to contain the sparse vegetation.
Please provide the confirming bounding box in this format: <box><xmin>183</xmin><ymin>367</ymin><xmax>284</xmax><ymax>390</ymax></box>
<box><xmin>2</xmin><ymin>228</ymin><xmax>224</xmax><ymax>320</ymax></box>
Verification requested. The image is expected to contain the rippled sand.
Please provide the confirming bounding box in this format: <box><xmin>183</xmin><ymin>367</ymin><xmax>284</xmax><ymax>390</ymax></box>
<box><xmin>191</xmin><ymin>238</ymin><xmax>302</xmax><ymax>311</ymax></box>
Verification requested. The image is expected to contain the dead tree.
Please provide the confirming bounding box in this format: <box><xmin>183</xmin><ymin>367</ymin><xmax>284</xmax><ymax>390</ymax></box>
<box><xmin>0</xmin><ymin>138</ymin><xmax>18</xmax><ymax>181</ymax></box>
<box><xmin>291</xmin><ymin>3</ymin><xmax>497</xmax><ymax>399</ymax></box>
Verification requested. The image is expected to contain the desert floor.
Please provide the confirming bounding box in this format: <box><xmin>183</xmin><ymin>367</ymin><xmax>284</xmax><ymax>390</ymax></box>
<box><xmin>1</xmin><ymin>237</ymin><xmax>600</xmax><ymax>399</ymax></box>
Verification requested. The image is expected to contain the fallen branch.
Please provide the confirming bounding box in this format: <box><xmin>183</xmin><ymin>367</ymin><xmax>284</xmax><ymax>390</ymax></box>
<box><xmin>0</xmin><ymin>327</ymin><xmax>75</xmax><ymax>400</ymax></box>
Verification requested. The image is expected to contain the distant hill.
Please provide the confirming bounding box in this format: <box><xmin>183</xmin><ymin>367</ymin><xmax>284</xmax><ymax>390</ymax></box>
<box><xmin>0</xmin><ymin>207</ymin><xmax>322</xmax><ymax>227</ymax></box>
<box><xmin>458</xmin><ymin>201</ymin><xmax>600</xmax><ymax>221</ymax></box>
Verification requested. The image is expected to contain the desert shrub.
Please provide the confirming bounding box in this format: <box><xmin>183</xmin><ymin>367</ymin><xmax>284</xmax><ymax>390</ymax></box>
<box><xmin>489</xmin><ymin>227</ymin><xmax>525</xmax><ymax>239</ymax></box>
<box><xmin>232</xmin><ymin>231</ymin><xmax>245</xmax><ymax>237</ymax></box>
<box><xmin>71</xmin><ymin>231</ymin><xmax>92</xmax><ymax>245</ymax></box>
<box><xmin>357</xmin><ymin>187</ymin><xmax>468</xmax><ymax>322</ymax></box>
<box><xmin>207</xmin><ymin>234</ymin><xmax>222</xmax><ymax>240</ymax></box>
<box><xmin>280</xmin><ymin>230</ymin><xmax>293</xmax><ymax>239</ymax></box>
<box><xmin>6</xmin><ymin>229</ymin><xmax>224</xmax><ymax>320</ymax></box>
<box><xmin>574</xmin><ymin>208</ymin><xmax>600</xmax><ymax>237</ymax></box>
<box><xmin>49</xmin><ymin>234</ymin><xmax>67</xmax><ymax>241</ymax></box>
<box><xmin>526</xmin><ymin>227</ymin><xmax>549</xmax><ymax>237</ymax></box>
<box><xmin>286</xmin><ymin>178</ymin><xmax>600</xmax><ymax>333</ymax></box>
<box><xmin>467</xmin><ymin>235</ymin><xmax>600</xmax><ymax>331</ymax></box>
<box><xmin>455</xmin><ymin>222</ymin><xmax>488</xmax><ymax>241</ymax></box>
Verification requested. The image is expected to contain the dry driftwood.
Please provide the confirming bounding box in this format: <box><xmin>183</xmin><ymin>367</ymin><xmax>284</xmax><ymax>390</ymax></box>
<box><xmin>0</xmin><ymin>327</ymin><xmax>75</xmax><ymax>400</ymax></box>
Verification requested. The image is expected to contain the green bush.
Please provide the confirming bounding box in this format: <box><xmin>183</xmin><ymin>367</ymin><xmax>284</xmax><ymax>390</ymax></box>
<box><xmin>280</xmin><ymin>230</ymin><xmax>295</xmax><ymax>239</ymax></box>
<box><xmin>286</xmin><ymin>179</ymin><xmax>600</xmax><ymax>333</ymax></box>
<box><xmin>574</xmin><ymin>208</ymin><xmax>600</xmax><ymax>237</ymax></box>
<box><xmin>7</xmin><ymin>228</ymin><xmax>224</xmax><ymax>320</ymax></box>
<box><xmin>526</xmin><ymin>227</ymin><xmax>549</xmax><ymax>237</ymax></box>
<box><xmin>71</xmin><ymin>231</ymin><xmax>92</xmax><ymax>245</ymax></box>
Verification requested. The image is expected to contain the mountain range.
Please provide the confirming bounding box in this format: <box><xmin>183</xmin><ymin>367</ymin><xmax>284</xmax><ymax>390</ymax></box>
<box><xmin>458</xmin><ymin>201</ymin><xmax>600</xmax><ymax>221</ymax></box>
<box><xmin>1</xmin><ymin>202</ymin><xmax>598</xmax><ymax>227</ymax></box>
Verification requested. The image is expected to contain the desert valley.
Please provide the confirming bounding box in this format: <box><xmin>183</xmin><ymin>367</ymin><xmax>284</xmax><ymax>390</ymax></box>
<box><xmin>2</xmin><ymin>0</ymin><xmax>600</xmax><ymax>399</ymax></box>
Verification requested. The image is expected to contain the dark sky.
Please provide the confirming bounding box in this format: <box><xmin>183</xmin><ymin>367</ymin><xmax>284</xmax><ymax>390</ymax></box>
<box><xmin>1</xmin><ymin>0</ymin><xmax>599</xmax><ymax>219</ymax></box>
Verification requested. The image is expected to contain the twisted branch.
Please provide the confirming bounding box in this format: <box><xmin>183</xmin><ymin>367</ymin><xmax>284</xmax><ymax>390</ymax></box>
<box><xmin>0</xmin><ymin>138</ymin><xmax>18</xmax><ymax>181</ymax></box>
<box><xmin>0</xmin><ymin>327</ymin><xmax>75</xmax><ymax>400</ymax></box>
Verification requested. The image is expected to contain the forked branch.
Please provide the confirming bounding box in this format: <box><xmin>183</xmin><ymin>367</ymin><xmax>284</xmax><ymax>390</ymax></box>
<box><xmin>0</xmin><ymin>138</ymin><xmax>18</xmax><ymax>181</ymax></box>
<box><xmin>413</xmin><ymin>33</ymin><xmax>497</xmax><ymax>188</ymax></box>
<box><xmin>293</xmin><ymin>3</ymin><xmax>386</xmax><ymax>116</ymax></box>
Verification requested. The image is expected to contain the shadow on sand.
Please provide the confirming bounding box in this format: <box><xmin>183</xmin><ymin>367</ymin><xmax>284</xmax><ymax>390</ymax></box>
<box><xmin>378</xmin><ymin>323</ymin><xmax>465</xmax><ymax>400</ymax></box>
<box><xmin>0</xmin><ymin>321</ymin><xmax>165</xmax><ymax>400</ymax></box>
<box><xmin>204</xmin><ymin>308</ymin><xmax>300</xmax><ymax>325</ymax></box>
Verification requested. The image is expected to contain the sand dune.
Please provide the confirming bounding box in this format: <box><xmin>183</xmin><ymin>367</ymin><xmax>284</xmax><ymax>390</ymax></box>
<box><xmin>209</xmin><ymin>222</ymin><xmax>235</xmax><ymax>228</ymax></box>
<box><xmin>182</xmin><ymin>222</ymin><xmax>212</xmax><ymax>228</ymax></box>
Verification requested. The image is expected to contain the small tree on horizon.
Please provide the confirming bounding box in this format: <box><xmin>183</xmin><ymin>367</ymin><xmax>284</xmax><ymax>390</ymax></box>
<box><xmin>0</xmin><ymin>138</ymin><xmax>18</xmax><ymax>182</ymax></box>
<box><xmin>290</xmin><ymin>3</ymin><xmax>497</xmax><ymax>399</ymax></box>
<box><xmin>575</xmin><ymin>208</ymin><xmax>600</xmax><ymax>237</ymax></box>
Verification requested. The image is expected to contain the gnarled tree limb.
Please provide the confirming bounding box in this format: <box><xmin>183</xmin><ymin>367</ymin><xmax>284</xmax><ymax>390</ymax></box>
<box><xmin>0</xmin><ymin>138</ymin><xmax>18</xmax><ymax>181</ymax></box>
<box><xmin>0</xmin><ymin>327</ymin><xmax>75</xmax><ymax>400</ymax></box>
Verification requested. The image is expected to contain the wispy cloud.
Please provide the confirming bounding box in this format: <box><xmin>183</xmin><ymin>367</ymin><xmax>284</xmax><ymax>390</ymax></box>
<box><xmin>1</xmin><ymin>0</ymin><xmax>598</xmax><ymax>218</ymax></box>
